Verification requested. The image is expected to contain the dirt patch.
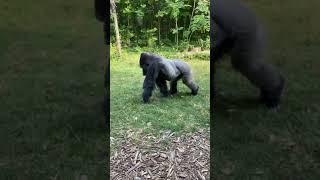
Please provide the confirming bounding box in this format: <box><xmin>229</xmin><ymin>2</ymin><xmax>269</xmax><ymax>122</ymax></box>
<box><xmin>111</xmin><ymin>129</ymin><xmax>210</xmax><ymax>180</ymax></box>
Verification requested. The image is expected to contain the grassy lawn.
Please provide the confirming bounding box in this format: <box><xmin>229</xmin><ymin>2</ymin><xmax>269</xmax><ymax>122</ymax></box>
<box><xmin>0</xmin><ymin>1</ymin><xmax>106</xmax><ymax>179</ymax></box>
<box><xmin>214</xmin><ymin>0</ymin><xmax>320</xmax><ymax>179</ymax></box>
<box><xmin>110</xmin><ymin>48</ymin><xmax>210</xmax><ymax>145</ymax></box>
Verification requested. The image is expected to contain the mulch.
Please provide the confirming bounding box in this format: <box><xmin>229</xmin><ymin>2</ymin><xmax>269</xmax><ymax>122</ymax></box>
<box><xmin>111</xmin><ymin>129</ymin><xmax>210</xmax><ymax>180</ymax></box>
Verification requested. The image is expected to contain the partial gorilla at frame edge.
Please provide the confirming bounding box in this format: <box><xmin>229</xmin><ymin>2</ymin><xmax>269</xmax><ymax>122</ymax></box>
<box><xmin>94</xmin><ymin>0</ymin><xmax>110</xmax><ymax>124</ymax></box>
<box><xmin>211</xmin><ymin>0</ymin><xmax>285</xmax><ymax>108</ymax></box>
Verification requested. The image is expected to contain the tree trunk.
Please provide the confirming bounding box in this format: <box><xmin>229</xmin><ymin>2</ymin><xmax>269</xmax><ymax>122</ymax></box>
<box><xmin>188</xmin><ymin>0</ymin><xmax>197</xmax><ymax>43</ymax></box>
<box><xmin>110</xmin><ymin>0</ymin><xmax>121</xmax><ymax>56</ymax></box>
<box><xmin>176</xmin><ymin>18</ymin><xmax>178</xmax><ymax>46</ymax></box>
<box><xmin>158</xmin><ymin>19</ymin><xmax>161</xmax><ymax>45</ymax></box>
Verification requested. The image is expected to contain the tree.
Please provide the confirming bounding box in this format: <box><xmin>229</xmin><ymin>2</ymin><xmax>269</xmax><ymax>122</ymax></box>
<box><xmin>155</xmin><ymin>10</ymin><xmax>167</xmax><ymax>45</ymax></box>
<box><xmin>110</xmin><ymin>0</ymin><xmax>122</xmax><ymax>56</ymax></box>
<box><xmin>166</xmin><ymin>0</ymin><xmax>190</xmax><ymax>46</ymax></box>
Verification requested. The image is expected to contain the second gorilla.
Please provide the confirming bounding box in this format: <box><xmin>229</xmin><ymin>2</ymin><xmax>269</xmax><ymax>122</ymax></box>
<box><xmin>140</xmin><ymin>53</ymin><xmax>199</xmax><ymax>103</ymax></box>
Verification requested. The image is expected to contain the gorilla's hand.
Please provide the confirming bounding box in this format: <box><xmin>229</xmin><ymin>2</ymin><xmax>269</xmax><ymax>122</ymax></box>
<box><xmin>142</xmin><ymin>88</ymin><xmax>152</xmax><ymax>103</ymax></box>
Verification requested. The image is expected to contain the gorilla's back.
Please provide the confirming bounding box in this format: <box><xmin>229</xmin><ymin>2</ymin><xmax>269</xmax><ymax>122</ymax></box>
<box><xmin>213</xmin><ymin>0</ymin><xmax>259</xmax><ymax>37</ymax></box>
<box><xmin>159</xmin><ymin>60</ymin><xmax>181</xmax><ymax>80</ymax></box>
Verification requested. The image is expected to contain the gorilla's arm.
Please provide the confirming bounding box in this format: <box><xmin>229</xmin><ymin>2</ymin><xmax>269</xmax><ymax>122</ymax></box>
<box><xmin>213</xmin><ymin>24</ymin><xmax>235</xmax><ymax>60</ymax></box>
<box><xmin>142</xmin><ymin>62</ymin><xmax>161</xmax><ymax>103</ymax></box>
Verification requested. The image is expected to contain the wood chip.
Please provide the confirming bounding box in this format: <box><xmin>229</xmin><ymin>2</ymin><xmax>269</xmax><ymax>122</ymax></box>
<box><xmin>111</xmin><ymin>129</ymin><xmax>209</xmax><ymax>179</ymax></box>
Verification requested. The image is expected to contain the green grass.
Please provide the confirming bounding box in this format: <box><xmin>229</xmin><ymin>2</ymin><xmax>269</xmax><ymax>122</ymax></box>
<box><xmin>215</xmin><ymin>0</ymin><xmax>320</xmax><ymax>179</ymax></box>
<box><xmin>110</xmin><ymin>48</ymin><xmax>210</xmax><ymax>141</ymax></box>
<box><xmin>0</xmin><ymin>1</ymin><xmax>106</xmax><ymax>179</ymax></box>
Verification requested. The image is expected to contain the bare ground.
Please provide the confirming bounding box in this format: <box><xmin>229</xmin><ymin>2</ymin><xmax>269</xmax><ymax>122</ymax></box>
<box><xmin>111</xmin><ymin>129</ymin><xmax>210</xmax><ymax>180</ymax></box>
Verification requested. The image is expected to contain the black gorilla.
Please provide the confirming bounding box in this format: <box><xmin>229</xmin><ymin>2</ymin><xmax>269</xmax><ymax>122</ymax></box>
<box><xmin>94</xmin><ymin>0</ymin><xmax>109</xmax><ymax>123</ymax></box>
<box><xmin>211</xmin><ymin>0</ymin><xmax>285</xmax><ymax>108</ymax></box>
<box><xmin>94</xmin><ymin>0</ymin><xmax>110</xmax><ymax>176</ymax></box>
<box><xmin>140</xmin><ymin>53</ymin><xmax>199</xmax><ymax>103</ymax></box>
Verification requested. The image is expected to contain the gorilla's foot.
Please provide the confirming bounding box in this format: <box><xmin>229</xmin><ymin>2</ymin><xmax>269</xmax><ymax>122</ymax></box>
<box><xmin>161</xmin><ymin>92</ymin><xmax>170</xmax><ymax>97</ymax></box>
<box><xmin>142</xmin><ymin>90</ymin><xmax>152</xmax><ymax>103</ymax></box>
<box><xmin>143</xmin><ymin>97</ymin><xmax>149</xmax><ymax>103</ymax></box>
<box><xmin>191</xmin><ymin>86</ymin><xmax>199</xmax><ymax>96</ymax></box>
<box><xmin>260</xmin><ymin>76</ymin><xmax>285</xmax><ymax>108</ymax></box>
<box><xmin>170</xmin><ymin>89</ymin><xmax>178</xmax><ymax>95</ymax></box>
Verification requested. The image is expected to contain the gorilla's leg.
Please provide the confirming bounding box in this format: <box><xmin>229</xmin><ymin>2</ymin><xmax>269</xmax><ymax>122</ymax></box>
<box><xmin>174</xmin><ymin>61</ymin><xmax>199</xmax><ymax>95</ymax></box>
<box><xmin>212</xmin><ymin>0</ymin><xmax>285</xmax><ymax>108</ymax></box>
<box><xmin>213</xmin><ymin>24</ymin><xmax>235</xmax><ymax>61</ymax></box>
<box><xmin>170</xmin><ymin>80</ymin><xmax>178</xmax><ymax>94</ymax></box>
<box><xmin>156</xmin><ymin>78</ymin><xmax>169</xmax><ymax>96</ymax></box>
<box><xmin>232</xmin><ymin>57</ymin><xmax>284</xmax><ymax>107</ymax></box>
<box><xmin>230</xmin><ymin>33</ymin><xmax>284</xmax><ymax>108</ymax></box>
<box><xmin>170</xmin><ymin>75</ymin><xmax>182</xmax><ymax>94</ymax></box>
<box><xmin>182</xmin><ymin>73</ymin><xmax>199</xmax><ymax>95</ymax></box>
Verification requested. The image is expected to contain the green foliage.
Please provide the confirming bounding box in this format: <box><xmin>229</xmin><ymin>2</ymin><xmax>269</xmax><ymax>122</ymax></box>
<box><xmin>190</xmin><ymin>15</ymin><xmax>209</xmax><ymax>33</ymax></box>
<box><xmin>197</xmin><ymin>36</ymin><xmax>210</xmax><ymax>49</ymax></box>
<box><xmin>171</xmin><ymin>27</ymin><xmax>184</xmax><ymax>34</ymax></box>
<box><xmin>188</xmin><ymin>0</ymin><xmax>209</xmax><ymax>43</ymax></box>
<box><xmin>155</xmin><ymin>10</ymin><xmax>167</xmax><ymax>18</ymax></box>
<box><xmin>112</xmin><ymin>0</ymin><xmax>209</xmax><ymax>48</ymax></box>
<box><xmin>166</xmin><ymin>0</ymin><xmax>189</xmax><ymax>19</ymax></box>
<box><xmin>195</xmin><ymin>0</ymin><xmax>209</xmax><ymax>14</ymax></box>
<box><xmin>142</xmin><ymin>28</ymin><xmax>158</xmax><ymax>47</ymax></box>
<box><xmin>120</xmin><ymin>29</ymin><xmax>134</xmax><ymax>47</ymax></box>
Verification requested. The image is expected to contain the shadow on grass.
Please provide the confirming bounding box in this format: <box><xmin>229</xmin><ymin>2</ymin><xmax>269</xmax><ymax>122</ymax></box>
<box><xmin>214</xmin><ymin>93</ymin><xmax>264</xmax><ymax>115</ymax></box>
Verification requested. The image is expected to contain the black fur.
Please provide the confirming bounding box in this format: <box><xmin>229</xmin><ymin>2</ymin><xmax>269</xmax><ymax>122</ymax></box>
<box><xmin>94</xmin><ymin>0</ymin><xmax>110</xmax><ymax>124</ymax></box>
<box><xmin>140</xmin><ymin>53</ymin><xmax>199</xmax><ymax>103</ymax></box>
<box><xmin>211</xmin><ymin>0</ymin><xmax>285</xmax><ymax>108</ymax></box>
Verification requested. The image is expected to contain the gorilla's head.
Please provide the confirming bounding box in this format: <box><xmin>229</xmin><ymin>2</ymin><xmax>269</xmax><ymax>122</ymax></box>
<box><xmin>139</xmin><ymin>52</ymin><xmax>161</xmax><ymax>76</ymax></box>
<box><xmin>139</xmin><ymin>53</ymin><xmax>150</xmax><ymax>75</ymax></box>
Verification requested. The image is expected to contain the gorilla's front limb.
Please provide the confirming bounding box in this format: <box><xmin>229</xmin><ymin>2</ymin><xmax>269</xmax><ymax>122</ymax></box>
<box><xmin>170</xmin><ymin>79</ymin><xmax>178</xmax><ymax>94</ymax></box>
<box><xmin>156</xmin><ymin>78</ymin><xmax>169</xmax><ymax>96</ymax></box>
<box><xmin>142</xmin><ymin>62</ymin><xmax>160</xmax><ymax>103</ymax></box>
<box><xmin>231</xmin><ymin>54</ymin><xmax>284</xmax><ymax>107</ymax></box>
<box><xmin>169</xmin><ymin>74</ymin><xmax>182</xmax><ymax>94</ymax></box>
<box><xmin>229</xmin><ymin>23</ymin><xmax>284</xmax><ymax>107</ymax></box>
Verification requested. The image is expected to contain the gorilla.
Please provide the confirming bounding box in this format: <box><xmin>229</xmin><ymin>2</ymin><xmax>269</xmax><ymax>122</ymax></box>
<box><xmin>94</xmin><ymin>0</ymin><xmax>110</xmax><ymax>176</ymax></box>
<box><xmin>211</xmin><ymin>0</ymin><xmax>285</xmax><ymax>108</ymax></box>
<box><xmin>140</xmin><ymin>53</ymin><xmax>199</xmax><ymax>103</ymax></box>
<box><xmin>94</xmin><ymin>0</ymin><xmax>110</xmax><ymax>123</ymax></box>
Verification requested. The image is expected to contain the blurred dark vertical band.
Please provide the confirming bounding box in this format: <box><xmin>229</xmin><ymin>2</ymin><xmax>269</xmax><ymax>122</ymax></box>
<box><xmin>94</xmin><ymin>0</ymin><xmax>110</xmax><ymax>177</ymax></box>
<box><xmin>209</xmin><ymin>0</ymin><xmax>215</xmax><ymax>179</ymax></box>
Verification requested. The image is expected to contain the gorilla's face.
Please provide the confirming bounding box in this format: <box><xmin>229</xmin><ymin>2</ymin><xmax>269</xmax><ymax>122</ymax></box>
<box><xmin>140</xmin><ymin>53</ymin><xmax>151</xmax><ymax>76</ymax></box>
<box><xmin>142</xmin><ymin>63</ymin><xmax>149</xmax><ymax>75</ymax></box>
